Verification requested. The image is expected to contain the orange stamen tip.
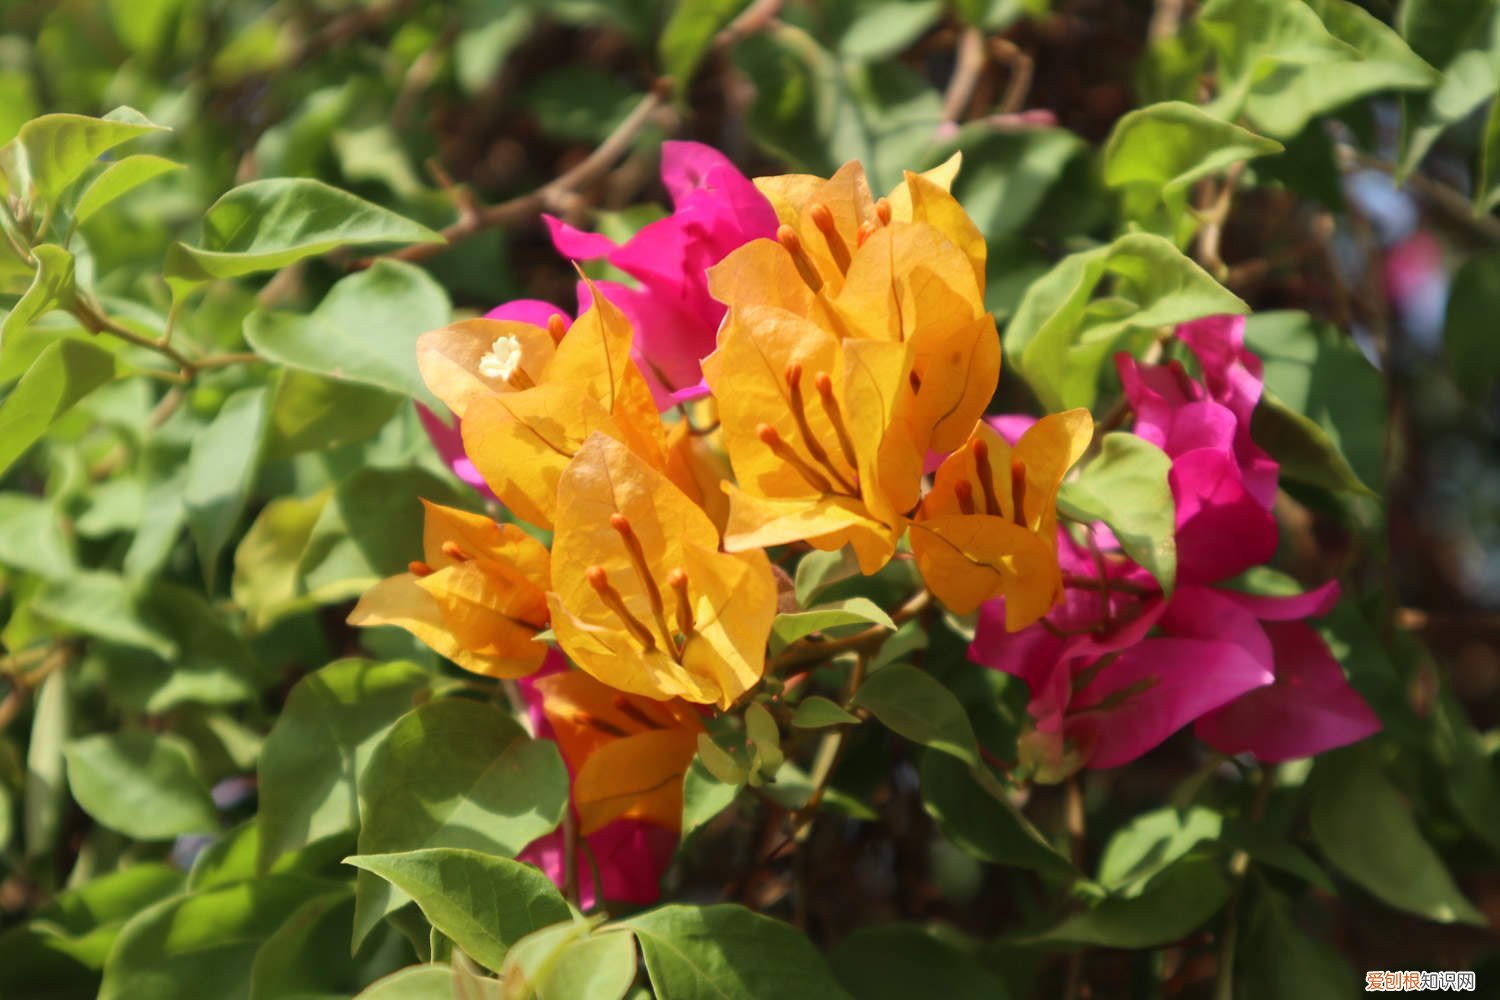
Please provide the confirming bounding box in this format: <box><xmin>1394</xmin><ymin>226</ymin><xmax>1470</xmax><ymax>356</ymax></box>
<box><xmin>875</xmin><ymin>198</ymin><xmax>892</xmax><ymax>225</ymax></box>
<box><xmin>757</xmin><ymin>423</ymin><xmax>782</xmax><ymax>446</ymax></box>
<box><xmin>970</xmin><ymin>437</ymin><xmax>990</xmax><ymax>460</ymax></box>
<box><xmin>667</xmin><ymin>567</ymin><xmax>688</xmax><ymax>589</ymax></box>
<box><xmin>814</xmin><ymin>371</ymin><xmax>834</xmax><ymax>396</ymax></box>
<box><xmin>954</xmin><ymin>480</ymin><xmax>974</xmax><ymax>501</ymax></box>
<box><xmin>776</xmin><ymin>224</ymin><xmax>802</xmax><ymax>251</ymax></box>
<box><xmin>440</xmin><ymin>540</ymin><xmax>468</xmax><ymax>561</ymax></box>
<box><xmin>609</xmin><ymin>513</ymin><xmax>632</xmax><ymax>533</ymax></box>
<box><xmin>856</xmin><ymin>220</ymin><xmax>877</xmax><ymax>246</ymax></box>
<box><xmin>546</xmin><ymin>314</ymin><xmax>567</xmax><ymax>344</ymax></box>
<box><xmin>809</xmin><ymin>202</ymin><xmax>836</xmax><ymax>233</ymax></box>
<box><xmin>586</xmin><ymin>565</ymin><xmax>609</xmax><ymax>588</ymax></box>
<box><xmin>784</xmin><ymin>361</ymin><xmax>803</xmax><ymax>386</ymax></box>
<box><xmin>408</xmin><ymin>560</ymin><xmax>433</xmax><ymax>577</ymax></box>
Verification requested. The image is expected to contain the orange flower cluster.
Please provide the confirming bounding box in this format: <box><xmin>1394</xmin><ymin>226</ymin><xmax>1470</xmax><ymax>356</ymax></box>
<box><xmin>350</xmin><ymin>155</ymin><xmax>1091</xmax><ymax>833</ymax></box>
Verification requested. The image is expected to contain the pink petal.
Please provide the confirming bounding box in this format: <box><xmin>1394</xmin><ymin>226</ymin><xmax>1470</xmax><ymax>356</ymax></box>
<box><xmin>985</xmin><ymin>413</ymin><xmax>1037</xmax><ymax>446</ymax></box>
<box><xmin>591</xmin><ymin>278</ymin><xmax>708</xmax><ymax>408</ymax></box>
<box><xmin>1195</xmin><ymin>620</ymin><xmax>1380</xmax><ymax>762</ymax></box>
<box><xmin>485</xmin><ymin>298</ymin><xmax>571</xmax><ymax>327</ymax></box>
<box><xmin>1171</xmin><ymin>448</ymin><xmax>1278</xmax><ymax>585</ymax></box>
<box><xmin>1221</xmin><ymin>579</ymin><xmax>1340</xmax><ymax>621</ymax></box>
<box><xmin>543</xmin><ymin>214</ymin><xmax>617</xmax><ymax>261</ymax></box>
<box><xmin>670</xmin><ymin>379</ymin><xmax>711</xmax><ymax>405</ymax></box>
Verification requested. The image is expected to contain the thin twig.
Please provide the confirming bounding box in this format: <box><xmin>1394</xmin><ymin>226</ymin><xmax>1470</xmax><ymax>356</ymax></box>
<box><xmin>1194</xmin><ymin>161</ymin><xmax>1245</xmax><ymax>281</ymax></box>
<box><xmin>770</xmin><ymin>591</ymin><xmax>929</xmax><ymax>671</ymax></box>
<box><xmin>1338</xmin><ymin>145</ymin><xmax>1500</xmax><ymax>243</ymax></box>
<box><xmin>991</xmin><ymin>38</ymin><xmax>1034</xmax><ymax>116</ymax></box>
<box><xmin>942</xmin><ymin>27</ymin><xmax>988</xmax><ymax>125</ymax></box>
<box><xmin>713</xmin><ymin>0</ymin><xmax>784</xmax><ymax>50</ymax></box>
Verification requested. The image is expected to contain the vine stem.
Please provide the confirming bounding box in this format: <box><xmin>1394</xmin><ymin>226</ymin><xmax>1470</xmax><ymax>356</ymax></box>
<box><xmin>1061</xmin><ymin>776</ymin><xmax>1087</xmax><ymax>1000</ymax></box>
<box><xmin>1214</xmin><ymin>767</ymin><xmax>1273</xmax><ymax>1000</ymax></box>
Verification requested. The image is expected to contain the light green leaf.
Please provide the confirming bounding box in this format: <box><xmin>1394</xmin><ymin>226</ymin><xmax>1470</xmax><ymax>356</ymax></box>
<box><xmin>73</xmin><ymin>154</ymin><xmax>183</xmax><ymax>225</ymax></box>
<box><xmin>770</xmin><ymin>597</ymin><xmax>894</xmax><ymax>653</ymax></box>
<box><xmin>919</xmin><ymin>752</ymin><xmax>1076</xmax><ymax>877</ymax></box>
<box><xmin>1309</xmin><ymin>748</ymin><xmax>1486</xmax><ymax>925</ymax></box>
<box><xmin>681</xmin><ymin>757</ymin><xmax>740</xmax><ymax>841</ymax></box>
<box><xmin>263</xmin><ymin>367</ymin><xmax>403</xmax><ymax>459</ymax></box>
<box><xmin>793</xmin><ymin>547</ymin><xmax>862</xmax><ymax>608</ymax></box>
<box><xmin>1003</xmin><ymin>232</ymin><xmax>1246</xmax><ymax>411</ymax></box>
<box><xmin>346</xmin><ymin>848</ymin><xmax>572</xmax><ymax>973</ymax></box>
<box><xmin>32</xmin><ymin>570</ymin><xmax>176</xmax><ymax>657</ymax></box>
<box><xmin>63</xmin><ymin>731</ymin><xmax>218</xmax><ymax>840</ymax></box>
<box><xmin>232</xmin><ymin>489</ymin><xmax>332</xmax><ymax>633</ymax></box>
<box><xmin>243</xmin><ymin>259</ymin><xmax>450</xmax><ymax>407</ymax></box>
<box><xmin>790</xmin><ymin>696</ymin><xmax>860</xmax><ymax>729</ymax></box>
<box><xmin>6</xmin><ymin>107</ymin><xmax>165</xmax><ymax>203</ymax></box>
<box><xmin>625</xmin><ymin>904</ymin><xmax>851</xmax><ymax>1000</ymax></box>
<box><xmin>0</xmin><ymin>337</ymin><xmax>115</xmax><ymax>476</ymax></box>
<box><xmin>830</xmin><ymin>924</ymin><xmax>1010</xmax><ymax>1000</ymax></box>
<box><xmin>535</xmin><ymin>930</ymin><xmax>638</xmax><ymax>1000</ymax></box>
<box><xmin>258</xmin><ymin>658</ymin><xmax>432</xmax><ymax>872</ymax></box>
<box><xmin>1058</xmin><ymin>433</ymin><xmax>1176</xmax><ymax>592</ymax></box>
<box><xmin>660</xmin><ymin>0</ymin><xmax>750</xmax><ymax>96</ymax></box>
<box><xmin>184</xmin><ymin>386</ymin><xmax>269</xmax><ymax>587</ymax></box>
<box><xmin>354</xmin><ymin>965</ymin><xmax>454</xmax><ymax>1000</ymax></box>
<box><xmin>1</xmin><ymin>243</ymin><xmax>75</xmax><ymax>341</ymax></box>
<box><xmin>1250</xmin><ymin>391</ymin><xmax>1373</xmax><ymax>497</ymax></box>
<box><xmin>98</xmin><ymin>875</ymin><xmax>330</xmax><ymax>1000</ymax></box>
<box><xmin>1015</xmin><ymin>855</ymin><xmax>1231</xmax><ymax>947</ymax></box>
<box><xmin>838</xmin><ymin>1</ymin><xmax>944</xmax><ymax>62</ymax></box>
<box><xmin>22</xmin><ymin>668</ymin><xmax>68</xmax><ymax>859</ymax></box>
<box><xmin>353</xmin><ymin>699</ymin><xmax>568</xmax><ymax>948</ymax></box>
<box><xmin>1097</xmin><ymin>806</ymin><xmax>1222</xmax><ymax>894</ymax></box>
<box><xmin>163</xmin><ymin>178</ymin><xmax>443</xmax><ymax>297</ymax></box>
<box><xmin>246</xmin><ymin>890</ymin><xmax>370</xmax><ymax>1000</ymax></box>
<box><xmin>851</xmin><ymin>663</ymin><xmax>977</xmax><ymax>765</ymax></box>
<box><xmin>1103</xmin><ymin>101</ymin><xmax>1280</xmax><ymax>236</ymax></box>
<box><xmin>0</xmin><ymin>493</ymin><xmax>74</xmax><ymax>577</ymax></box>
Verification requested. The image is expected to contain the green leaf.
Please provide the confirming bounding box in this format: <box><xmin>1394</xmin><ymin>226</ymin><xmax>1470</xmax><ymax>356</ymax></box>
<box><xmin>264</xmin><ymin>369</ymin><xmax>403</xmax><ymax>459</ymax></box>
<box><xmin>793</xmin><ymin>547</ymin><xmax>862</xmax><ymax>608</ymax></box>
<box><xmin>5</xmin><ymin>107</ymin><xmax>165</xmax><ymax>203</ymax></box>
<box><xmin>32</xmin><ymin>570</ymin><xmax>176</xmax><ymax>657</ymax></box>
<box><xmin>1103</xmin><ymin>101</ymin><xmax>1280</xmax><ymax>236</ymax></box>
<box><xmin>770</xmin><ymin>597</ymin><xmax>894</xmax><ymax>653</ymax></box>
<box><xmin>258</xmin><ymin>658</ymin><xmax>432</xmax><ymax>871</ymax></box>
<box><xmin>98</xmin><ymin>875</ymin><xmax>330</xmax><ymax>1000</ymax></box>
<box><xmin>790</xmin><ymin>696</ymin><xmax>860</xmax><ymax>729</ymax></box>
<box><xmin>353</xmin><ymin>699</ymin><xmax>568</xmax><ymax>948</ymax></box>
<box><xmin>1250</xmin><ymin>391</ymin><xmax>1373</xmax><ymax>497</ymax></box>
<box><xmin>23</xmin><ymin>668</ymin><xmax>68</xmax><ymax>858</ymax></box>
<box><xmin>1016</xmin><ymin>855</ymin><xmax>1231</xmax><ymax>947</ymax></box>
<box><xmin>243</xmin><ymin>260</ymin><xmax>451</xmax><ymax>407</ymax></box>
<box><xmin>1442</xmin><ymin>251</ymin><xmax>1500</xmax><ymax>405</ymax></box>
<box><xmin>625</xmin><ymin>904</ymin><xmax>850</xmax><ymax>1000</ymax></box>
<box><xmin>535</xmin><ymin>930</ymin><xmax>639</xmax><ymax>1000</ymax></box>
<box><xmin>919</xmin><ymin>752</ymin><xmax>1077</xmax><ymax>877</ymax></box>
<box><xmin>1236</xmin><ymin>879</ymin><xmax>1359</xmax><ymax>999</ymax></box>
<box><xmin>1057</xmin><ymin>433</ymin><xmax>1176</xmax><ymax>592</ymax></box>
<box><xmin>660</xmin><ymin>0</ymin><xmax>750</xmax><ymax>96</ymax></box>
<box><xmin>1199</xmin><ymin>0</ymin><xmax>1438</xmax><ymax>139</ymax></box>
<box><xmin>830</xmin><ymin>924</ymin><xmax>1011</xmax><ymax>1000</ymax></box>
<box><xmin>1244</xmin><ymin>310</ymin><xmax>1382</xmax><ymax>493</ymax></box>
<box><xmin>0</xmin><ymin>243</ymin><xmax>75</xmax><ymax>341</ymax></box>
<box><xmin>73</xmin><ymin>153</ymin><xmax>183</xmax><ymax>225</ymax></box>
<box><xmin>346</xmin><ymin>848</ymin><xmax>572</xmax><ymax>973</ymax></box>
<box><xmin>0</xmin><ymin>337</ymin><xmax>115</xmax><ymax>476</ymax></box>
<box><xmin>63</xmin><ymin>731</ymin><xmax>217</xmax><ymax>840</ymax></box>
<box><xmin>837</xmin><ymin>1</ymin><xmax>944</xmax><ymax>62</ymax></box>
<box><xmin>247</xmin><ymin>889</ymin><xmax>369</xmax><ymax>1000</ymax></box>
<box><xmin>1097</xmin><ymin>806</ymin><xmax>1222</xmax><ymax>894</ymax></box>
<box><xmin>355</xmin><ymin>965</ymin><xmax>455</xmax><ymax>1000</ymax></box>
<box><xmin>0</xmin><ymin>493</ymin><xmax>74</xmax><ymax>577</ymax></box>
<box><xmin>184</xmin><ymin>385</ymin><xmax>269</xmax><ymax>587</ymax></box>
<box><xmin>1480</xmin><ymin>95</ymin><xmax>1500</xmax><ymax>212</ymax></box>
<box><xmin>1003</xmin><ymin>232</ymin><xmax>1246</xmax><ymax>411</ymax></box>
<box><xmin>232</xmin><ymin>489</ymin><xmax>332</xmax><ymax>632</ymax></box>
<box><xmin>163</xmin><ymin>178</ymin><xmax>442</xmax><ymax>296</ymax></box>
<box><xmin>1309</xmin><ymin>748</ymin><xmax>1486</xmax><ymax>925</ymax></box>
<box><xmin>681</xmin><ymin>757</ymin><xmax>740</xmax><ymax>842</ymax></box>
<box><xmin>851</xmin><ymin>663</ymin><xmax>977</xmax><ymax>765</ymax></box>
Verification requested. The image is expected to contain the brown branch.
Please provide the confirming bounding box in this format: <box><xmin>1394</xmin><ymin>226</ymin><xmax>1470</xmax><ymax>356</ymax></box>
<box><xmin>714</xmin><ymin>0</ymin><xmax>784</xmax><ymax>51</ymax></box>
<box><xmin>991</xmin><ymin>37</ymin><xmax>1035</xmax><ymax>116</ymax></box>
<box><xmin>942</xmin><ymin>27</ymin><xmax>988</xmax><ymax>124</ymax></box>
<box><xmin>360</xmin><ymin>85</ymin><xmax>674</xmax><ymax>267</ymax></box>
<box><xmin>1194</xmin><ymin>161</ymin><xmax>1245</xmax><ymax>281</ymax></box>
<box><xmin>1338</xmin><ymin>145</ymin><xmax>1500</xmax><ymax>244</ymax></box>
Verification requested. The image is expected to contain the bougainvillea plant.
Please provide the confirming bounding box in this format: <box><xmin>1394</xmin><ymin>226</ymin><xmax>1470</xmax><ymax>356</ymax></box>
<box><xmin>2</xmin><ymin>1</ymin><xmax>1498</xmax><ymax>998</ymax></box>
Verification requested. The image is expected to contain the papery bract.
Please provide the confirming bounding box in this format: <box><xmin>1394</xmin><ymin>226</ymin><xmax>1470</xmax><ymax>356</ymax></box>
<box><xmin>348</xmin><ymin>500</ymin><xmax>550</xmax><ymax>678</ymax></box>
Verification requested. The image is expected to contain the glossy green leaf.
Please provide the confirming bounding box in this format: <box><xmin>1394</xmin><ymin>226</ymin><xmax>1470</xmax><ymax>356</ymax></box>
<box><xmin>98</xmin><ymin>875</ymin><xmax>330</xmax><ymax>1000</ymax></box>
<box><xmin>790</xmin><ymin>696</ymin><xmax>860</xmax><ymax>729</ymax></box>
<box><xmin>63</xmin><ymin>731</ymin><xmax>218</xmax><ymax>840</ymax></box>
<box><xmin>0</xmin><ymin>337</ymin><xmax>115</xmax><ymax>476</ymax></box>
<box><xmin>347</xmin><ymin>848</ymin><xmax>572</xmax><ymax>972</ymax></box>
<box><xmin>0</xmin><ymin>493</ymin><xmax>74</xmax><ymax>577</ymax></box>
<box><xmin>919</xmin><ymin>752</ymin><xmax>1077</xmax><ymax>877</ymax></box>
<box><xmin>258</xmin><ymin>658</ymin><xmax>432</xmax><ymax>871</ymax></box>
<box><xmin>625</xmin><ymin>904</ymin><xmax>850</xmax><ymax>1000</ymax></box>
<box><xmin>1097</xmin><ymin>806</ymin><xmax>1222</xmax><ymax>894</ymax></box>
<box><xmin>1003</xmin><ymin>232</ymin><xmax>1247</xmax><ymax>411</ymax></box>
<box><xmin>243</xmin><ymin>260</ymin><xmax>451</xmax><ymax>407</ymax></box>
<box><xmin>1058</xmin><ymin>433</ymin><xmax>1176</xmax><ymax>592</ymax></box>
<box><xmin>246</xmin><ymin>889</ymin><xmax>369</xmax><ymax>1000</ymax></box>
<box><xmin>535</xmin><ymin>930</ymin><xmax>639</xmax><ymax>1000</ymax></box>
<box><xmin>163</xmin><ymin>178</ymin><xmax>442</xmax><ymax>295</ymax></box>
<box><xmin>263</xmin><ymin>369</ymin><xmax>403</xmax><ymax>459</ymax></box>
<box><xmin>1309</xmin><ymin>749</ymin><xmax>1486</xmax><ymax>925</ymax></box>
<box><xmin>0</xmin><ymin>243</ymin><xmax>75</xmax><ymax>341</ymax></box>
<box><xmin>1103</xmin><ymin>101</ymin><xmax>1280</xmax><ymax>235</ymax></box>
<box><xmin>831</xmin><ymin>924</ymin><xmax>1010</xmax><ymax>1000</ymax></box>
<box><xmin>184</xmin><ymin>385</ymin><xmax>269</xmax><ymax>587</ymax></box>
<box><xmin>770</xmin><ymin>597</ymin><xmax>894</xmax><ymax>653</ymax></box>
<box><xmin>73</xmin><ymin>153</ymin><xmax>183</xmax><ymax>225</ymax></box>
<box><xmin>355</xmin><ymin>965</ymin><xmax>455</xmax><ymax>1000</ymax></box>
<box><xmin>353</xmin><ymin>699</ymin><xmax>568</xmax><ymax>948</ymax></box>
<box><xmin>681</xmin><ymin>757</ymin><xmax>741</xmax><ymax>840</ymax></box>
<box><xmin>232</xmin><ymin>489</ymin><xmax>332</xmax><ymax>632</ymax></box>
<box><xmin>660</xmin><ymin>0</ymin><xmax>749</xmax><ymax>96</ymax></box>
<box><xmin>1250</xmin><ymin>391</ymin><xmax>1373</xmax><ymax>497</ymax></box>
<box><xmin>1442</xmin><ymin>251</ymin><xmax>1500</xmax><ymax>405</ymax></box>
<box><xmin>5</xmin><ymin>107</ymin><xmax>165</xmax><ymax>202</ymax></box>
<box><xmin>793</xmin><ymin>547</ymin><xmax>862</xmax><ymax>608</ymax></box>
<box><xmin>852</xmin><ymin>662</ymin><xmax>977</xmax><ymax>765</ymax></box>
<box><xmin>1017</xmin><ymin>855</ymin><xmax>1231</xmax><ymax>947</ymax></box>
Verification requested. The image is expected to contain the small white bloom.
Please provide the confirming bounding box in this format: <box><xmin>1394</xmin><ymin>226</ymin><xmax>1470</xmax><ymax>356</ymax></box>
<box><xmin>478</xmin><ymin>335</ymin><xmax>523</xmax><ymax>382</ymax></box>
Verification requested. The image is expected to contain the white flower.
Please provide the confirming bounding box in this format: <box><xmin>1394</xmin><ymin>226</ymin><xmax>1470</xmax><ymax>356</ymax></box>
<box><xmin>478</xmin><ymin>335</ymin><xmax>523</xmax><ymax>382</ymax></box>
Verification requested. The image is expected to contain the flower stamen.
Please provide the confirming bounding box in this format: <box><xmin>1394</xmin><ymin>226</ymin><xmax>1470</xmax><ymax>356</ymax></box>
<box><xmin>758</xmin><ymin>423</ymin><xmax>834</xmax><ymax>494</ymax></box>
<box><xmin>546</xmin><ymin>314</ymin><xmax>568</xmax><ymax>345</ymax></box>
<box><xmin>785</xmin><ymin>363</ymin><xmax>857</xmax><ymax>495</ymax></box>
<box><xmin>874</xmin><ymin>197</ymin><xmax>892</xmax><ymax>226</ymax></box>
<box><xmin>612</xmin><ymin>694</ymin><xmax>666</xmax><ymax>731</ymax></box>
<box><xmin>808</xmin><ymin>202</ymin><xmax>851</xmax><ymax>274</ymax></box>
<box><xmin>971</xmin><ymin>437</ymin><xmax>1002</xmax><ymax>517</ymax></box>
<box><xmin>777</xmin><ymin>225</ymin><xmax>824</xmax><ymax>292</ymax></box>
<box><xmin>1011</xmin><ymin>458</ymin><xmax>1029</xmax><ymax>528</ymax></box>
<box><xmin>610</xmin><ymin>514</ymin><xmax>678</xmax><ymax>656</ymax></box>
<box><xmin>954</xmin><ymin>478</ymin><xmax>977</xmax><ymax>516</ymax></box>
<box><xmin>668</xmin><ymin>567</ymin><xmax>696</xmax><ymax>638</ymax></box>
<box><xmin>586</xmin><ymin>565</ymin><xmax>657</xmax><ymax>652</ymax></box>
<box><xmin>408</xmin><ymin>560</ymin><xmax>433</xmax><ymax>577</ymax></box>
<box><xmin>813</xmin><ymin>371</ymin><xmax>860</xmax><ymax>475</ymax></box>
